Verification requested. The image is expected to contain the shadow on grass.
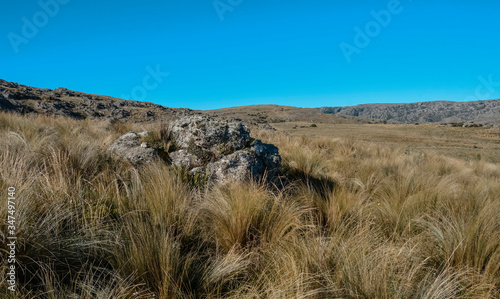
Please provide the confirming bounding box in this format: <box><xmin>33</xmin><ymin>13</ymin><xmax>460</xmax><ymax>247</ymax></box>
<box><xmin>277</xmin><ymin>166</ymin><xmax>336</xmax><ymax>200</ymax></box>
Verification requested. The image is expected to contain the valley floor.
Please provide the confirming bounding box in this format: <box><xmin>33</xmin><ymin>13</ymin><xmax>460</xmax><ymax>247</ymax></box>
<box><xmin>272</xmin><ymin>122</ymin><xmax>500</xmax><ymax>164</ymax></box>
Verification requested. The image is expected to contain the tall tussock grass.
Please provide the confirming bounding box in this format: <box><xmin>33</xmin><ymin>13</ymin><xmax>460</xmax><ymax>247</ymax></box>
<box><xmin>0</xmin><ymin>111</ymin><xmax>499</xmax><ymax>298</ymax></box>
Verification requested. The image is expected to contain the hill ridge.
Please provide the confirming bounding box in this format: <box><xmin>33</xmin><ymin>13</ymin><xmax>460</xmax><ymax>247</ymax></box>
<box><xmin>318</xmin><ymin>99</ymin><xmax>500</xmax><ymax>125</ymax></box>
<box><xmin>0</xmin><ymin>78</ymin><xmax>194</xmax><ymax>122</ymax></box>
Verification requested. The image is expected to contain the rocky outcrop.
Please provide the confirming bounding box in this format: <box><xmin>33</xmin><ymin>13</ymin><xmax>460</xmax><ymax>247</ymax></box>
<box><xmin>108</xmin><ymin>116</ymin><xmax>281</xmax><ymax>184</ymax></box>
<box><xmin>168</xmin><ymin>116</ymin><xmax>281</xmax><ymax>184</ymax></box>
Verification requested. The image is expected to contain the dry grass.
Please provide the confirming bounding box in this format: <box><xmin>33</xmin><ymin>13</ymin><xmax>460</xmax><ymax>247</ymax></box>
<box><xmin>273</xmin><ymin>122</ymin><xmax>500</xmax><ymax>164</ymax></box>
<box><xmin>201</xmin><ymin>104</ymin><xmax>374</xmax><ymax>125</ymax></box>
<box><xmin>0</xmin><ymin>111</ymin><xmax>499</xmax><ymax>298</ymax></box>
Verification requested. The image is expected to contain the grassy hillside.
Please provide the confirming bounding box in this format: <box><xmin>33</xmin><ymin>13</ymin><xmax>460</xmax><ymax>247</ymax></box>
<box><xmin>0</xmin><ymin>111</ymin><xmax>499</xmax><ymax>298</ymax></box>
<box><xmin>201</xmin><ymin>105</ymin><xmax>382</xmax><ymax>125</ymax></box>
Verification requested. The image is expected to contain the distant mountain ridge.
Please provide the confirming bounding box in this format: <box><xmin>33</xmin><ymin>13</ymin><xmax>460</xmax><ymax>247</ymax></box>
<box><xmin>3</xmin><ymin>79</ymin><xmax>500</xmax><ymax>126</ymax></box>
<box><xmin>318</xmin><ymin>99</ymin><xmax>500</xmax><ymax>125</ymax></box>
<box><xmin>0</xmin><ymin>79</ymin><xmax>376</xmax><ymax>125</ymax></box>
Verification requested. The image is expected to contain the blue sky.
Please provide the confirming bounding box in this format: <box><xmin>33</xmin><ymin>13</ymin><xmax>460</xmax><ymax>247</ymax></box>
<box><xmin>2</xmin><ymin>0</ymin><xmax>500</xmax><ymax>110</ymax></box>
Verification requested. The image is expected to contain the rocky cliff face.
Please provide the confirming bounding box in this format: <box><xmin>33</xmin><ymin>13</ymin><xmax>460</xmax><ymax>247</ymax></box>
<box><xmin>0</xmin><ymin>79</ymin><xmax>193</xmax><ymax>122</ymax></box>
<box><xmin>318</xmin><ymin>100</ymin><xmax>500</xmax><ymax>125</ymax></box>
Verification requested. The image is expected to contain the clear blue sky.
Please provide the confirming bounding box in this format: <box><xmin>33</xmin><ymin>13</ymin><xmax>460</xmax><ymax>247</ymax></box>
<box><xmin>2</xmin><ymin>0</ymin><xmax>500</xmax><ymax>110</ymax></box>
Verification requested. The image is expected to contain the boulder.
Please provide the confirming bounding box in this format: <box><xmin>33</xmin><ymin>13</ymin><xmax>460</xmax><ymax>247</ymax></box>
<box><xmin>169</xmin><ymin>115</ymin><xmax>251</xmax><ymax>157</ymax></box>
<box><xmin>169</xmin><ymin>116</ymin><xmax>281</xmax><ymax>184</ymax></box>
<box><xmin>195</xmin><ymin>140</ymin><xmax>280</xmax><ymax>184</ymax></box>
<box><xmin>108</xmin><ymin>132</ymin><xmax>158</xmax><ymax>166</ymax></box>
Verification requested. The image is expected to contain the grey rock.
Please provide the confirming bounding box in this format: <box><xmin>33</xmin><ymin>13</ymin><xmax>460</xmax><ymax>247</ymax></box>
<box><xmin>199</xmin><ymin>141</ymin><xmax>281</xmax><ymax>184</ymax></box>
<box><xmin>108</xmin><ymin>132</ymin><xmax>158</xmax><ymax>165</ymax></box>
<box><xmin>169</xmin><ymin>149</ymin><xmax>203</xmax><ymax>168</ymax></box>
<box><xmin>258</xmin><ymin>123</ymin><xmax>276</xmax><ymax>131</ymax></box>
<box><xmin>170</xmin><ymin>115</ymin><xmax>251</xmax><ymax>156</ymax></box>
<box><xmin>205</xmin><ymin>151</ymin><xmax>258</xmax><ymax>183</ymax></box>
<box><xmin>110</xmin><ymin>109</ymin><xmax>131</xmax><ymax>119</ymax></box>
<box><xmin>169</xmin><ymin>116</ymin><xmax>281</xmax><ymax>184</ymax></box>
<box><xmin>0</xmin><ymin>92</ymin><xmax>17</xmax><ymax>111</ymax></box>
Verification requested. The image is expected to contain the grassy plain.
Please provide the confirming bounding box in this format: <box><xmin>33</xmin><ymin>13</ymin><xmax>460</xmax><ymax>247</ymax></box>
<box><xmin>0</xmin><ymin>111</ymin><xmax>499</xmax><ymax>298</ymax></box>
<box><xmin>272</xmin><ymin>122</ymin><xmax>500</xmax><ymax>164</ymax></box>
